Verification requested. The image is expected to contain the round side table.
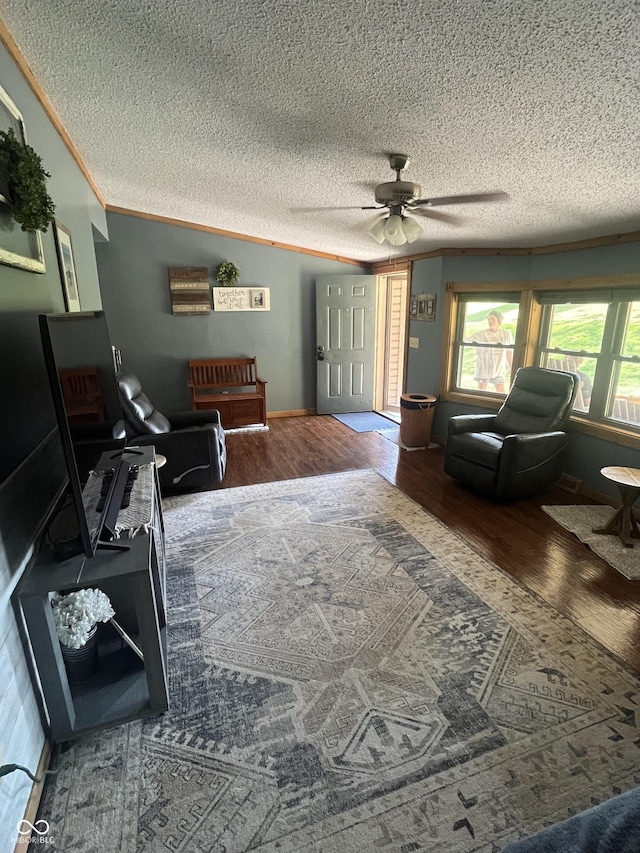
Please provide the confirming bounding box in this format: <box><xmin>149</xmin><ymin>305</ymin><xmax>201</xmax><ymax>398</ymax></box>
<box><xmin>592</xmin><ymin>466</ymin><xmax>640</xmax><ymax>548</ymax></box>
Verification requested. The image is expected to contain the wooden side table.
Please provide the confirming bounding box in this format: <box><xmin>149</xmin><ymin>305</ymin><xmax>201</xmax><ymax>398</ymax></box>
<box><xmin>593</xmin><ymin>466</ymin><xmax>640</xmax><ymax>548</ymax></box>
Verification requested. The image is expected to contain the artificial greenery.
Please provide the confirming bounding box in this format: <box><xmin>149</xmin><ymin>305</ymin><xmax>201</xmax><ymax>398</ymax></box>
<box><xmin>0</xmin><ymin>127</ymin><xmax>56</xmax><ymax>233</ymax></box>
<box><xmin>215</xmin><ymin>261</ymin><xmax>240</xmax><ymax>287</ymax></box>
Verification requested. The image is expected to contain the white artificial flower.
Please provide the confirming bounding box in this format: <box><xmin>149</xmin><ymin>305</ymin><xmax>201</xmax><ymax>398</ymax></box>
<box><xmin>51</xmin><ymin>588</ymin><xmax>115</xmax><ymax>649</ymax></box>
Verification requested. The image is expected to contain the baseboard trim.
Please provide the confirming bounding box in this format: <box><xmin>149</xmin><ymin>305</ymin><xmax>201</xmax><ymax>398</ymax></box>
<box><xmin>13</xmin><ymin>739</ymin><xmax>51</xmax><ymax>853</ymax></box>
<box><xmin>267</xmin><ymin>409</ymin><xmax>317</xmax><ymax>418</ymax></box>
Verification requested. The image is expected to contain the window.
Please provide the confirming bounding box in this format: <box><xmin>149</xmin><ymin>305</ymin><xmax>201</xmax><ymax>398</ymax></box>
<box><xmin>537</xmin><ymin>293</ymin><xmax>640</xmax><ymax>429</ymax></box>
<box><xmin>610</xmin><ymin>301</ymin><xmax>640</xmax><ymax>427</ymax></box>
<box><xmin>442</xmin><ymin>275</ymin><xmax>640</xmax><ymax>446</ymax></box>
<box><xmin>537</xmin><ymin>302</ymin><xmax>607</xmax><ymax>414</ymax></box>
<box><xmin>453</xmin><ymin>296</ymin><xmax>519</xmax><ymax>395</ymax></box>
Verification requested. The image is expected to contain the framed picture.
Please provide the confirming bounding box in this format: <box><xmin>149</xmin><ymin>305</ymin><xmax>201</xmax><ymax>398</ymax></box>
<box><xmin>250</xmin><ymin>288</ymin><xmax>268</xmax><ymax>309</ymax></box>
<box><xmin>425</xmin><ymin>294</ymin><xmax>436</xmax><ymax>321</ymax></box>
<box><xmin>54</xmin><ymin>222</ymin><xmax>81</xmax><ymax>312</ymax></box>
<box><xmin>0</xmin><ymin>83</ymin><xmax>46</xmax><ymax>273</ymax></box>
<box><xmin>213</xmin><ymin>287</ymin><xmax>270</xmax><ymax>312</ymax></box>
<box><xmin>414</xmin><ymin>293</ymin><xmax>437</xmax><ymax>321</ymax></box>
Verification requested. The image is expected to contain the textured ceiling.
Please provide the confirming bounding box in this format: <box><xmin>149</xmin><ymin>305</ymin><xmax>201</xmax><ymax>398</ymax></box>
<box><xmin>2</xmin><ymin>0</ymin><xmax>639</xmax><ymax>262</ymax></box>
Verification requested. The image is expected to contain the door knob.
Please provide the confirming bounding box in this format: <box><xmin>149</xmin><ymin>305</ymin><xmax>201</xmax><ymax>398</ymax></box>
<box><xmin>316</xmin><ymin>345</ymin><xmax>325</xmax><ymax>361</ymax></box>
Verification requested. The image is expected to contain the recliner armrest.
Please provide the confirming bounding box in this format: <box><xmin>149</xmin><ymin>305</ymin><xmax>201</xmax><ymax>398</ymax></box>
<box><xmin>500</xmin><ymin>430</ymin><xmax>568</xmax><ymax>471</ymax></box>
<box><xmin>170</xmin><ymin>409</ymin><xmax>223</xmax><ymax>429</ymax></box>
<box><xmin>448</xmin><ymin>413</ymin><xmax>497</xmax><ymax>438</ymax></box>
<box><xmin>127</xmin><ymin>423</ymin><xmax>226</xmax><ymax>492</ymax></box>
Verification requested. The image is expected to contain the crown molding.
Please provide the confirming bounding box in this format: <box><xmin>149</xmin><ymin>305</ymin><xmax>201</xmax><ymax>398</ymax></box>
<box><xmin>371</xmin><ymin>230</ymin><xmax>640</xmax><ymax>269</ymax></box>
<box><xmin>105</xmin><ymin>206</ymin><xmax>369</xmax><ymax>267</ymax></box>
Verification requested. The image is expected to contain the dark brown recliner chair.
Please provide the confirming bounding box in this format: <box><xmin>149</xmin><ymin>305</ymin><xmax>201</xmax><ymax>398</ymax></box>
<box><xmin>444</xmin><ymin>367</ymin><xmax>579</xmax><ymax>501</ymax></box>
<box><xmin>115</xmin><ymin>374</ymin><xmax>226</xmax><ymax>495</ymax></box>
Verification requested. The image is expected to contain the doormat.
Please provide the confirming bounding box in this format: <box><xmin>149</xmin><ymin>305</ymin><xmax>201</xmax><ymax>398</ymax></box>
<box><xmin>331</xmin><ymin>411</ymin><xmax>397</xmax><ymax>432</ymax></box>
<box><xmin>542</xmin><ymin>504</ymin><xmax>640</xmax><ymax>580</ymax></box>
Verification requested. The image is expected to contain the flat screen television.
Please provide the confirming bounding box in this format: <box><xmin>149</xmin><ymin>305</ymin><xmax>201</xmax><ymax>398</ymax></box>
<box><xmin>0</xmin><ymin>311</ymin><xmax>63</xmax><ymax>570</ymax></box>
<box><xmin>39</xmin><ymin>311</ymin><xmax>128</xmax><ymax>559</ymax></box>
<box><xmin>0</xmin><ymin>311</ymin><xmax>57</xmax><ymax>485</ymax></box>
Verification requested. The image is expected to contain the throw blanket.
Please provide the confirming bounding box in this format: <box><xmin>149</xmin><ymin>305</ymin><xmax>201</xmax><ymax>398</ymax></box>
<box><xmin>502</xmin><ymin>787</ymin><xmax>640</xmax><ymax>852</ymax></box>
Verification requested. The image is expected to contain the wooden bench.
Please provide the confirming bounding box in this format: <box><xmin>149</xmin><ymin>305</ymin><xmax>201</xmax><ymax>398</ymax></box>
<box><xmin>188</xmin><ymin>357</ymin><xmax>267</xmax><ymax>429</ymax></box>
<box><xmin>58</xmin><ymin>367</ymin><xmax>106</xmax><ymax>424</ymax></box>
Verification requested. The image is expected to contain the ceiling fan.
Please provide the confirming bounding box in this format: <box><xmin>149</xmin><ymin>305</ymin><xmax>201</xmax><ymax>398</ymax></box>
<box><xmin>361</xmin><ymin>153</ymin><xmax>509</xmax><ymax>246</ymax></box>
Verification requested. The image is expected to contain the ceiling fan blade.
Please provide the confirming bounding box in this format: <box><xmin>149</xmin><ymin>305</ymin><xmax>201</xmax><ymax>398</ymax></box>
<box><xmin>292</xmin><ymin>205</ymin><xmax>372</xmax><ymax>212</ymax></box>
<box><xmin>414</xmin><ymin>191</ymin><xmax>510</xmax><ymax>207</ymax></box>
<box><xmin>410</xmin><ymin>208</ymin><xmax>463</xmax><ymax>225</ymax></box>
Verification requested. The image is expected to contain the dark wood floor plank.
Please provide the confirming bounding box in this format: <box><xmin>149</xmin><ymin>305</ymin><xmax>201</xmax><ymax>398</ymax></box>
<box><xmin>222</xmin><ymin>415</ymin><xmax>640</xmax><ymax>671</ymax></box>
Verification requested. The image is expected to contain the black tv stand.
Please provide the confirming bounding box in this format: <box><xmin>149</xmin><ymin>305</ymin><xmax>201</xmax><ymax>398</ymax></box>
<box><xmin>12</xmin><ymin>446</ymin><xmax>168</xmax><ymax>742</ymax></box>
<box><xmin>96</xmin><ymin>540</ymin><xmax>130</xmax><ymax>552</ymax></box>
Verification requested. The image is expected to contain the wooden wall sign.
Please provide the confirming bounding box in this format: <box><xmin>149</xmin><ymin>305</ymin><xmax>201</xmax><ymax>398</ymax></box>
<box><xmin>169</xmin><ymin>267</ymin><xmax>211</xmax><ymax>314</ymax></box>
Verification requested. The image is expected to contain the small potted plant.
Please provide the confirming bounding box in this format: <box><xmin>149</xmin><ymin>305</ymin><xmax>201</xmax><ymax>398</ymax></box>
<box><xmin>0</xmin><ymin>127</ymin><xmax>56</xmax><ymax>233</ymax></box>
<box><xmin>215</xmin><ymin>261</ymin><xmax>240</xmax><ymax>287</ymax></box>
<box><xmin>51</xmin><ymin>588</ymin><xmax>114</xmax><ymax>682</ymax></box>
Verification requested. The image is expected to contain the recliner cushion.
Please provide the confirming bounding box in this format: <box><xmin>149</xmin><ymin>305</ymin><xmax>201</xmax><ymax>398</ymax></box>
<box><xmin>448</xmin><ymin>431</ymin><xmax>504</xmax><ymax>469</ymax></box>
<box><xmin>118</xmin><ymin>374</ymin><xmax>172</xmax><ymax>435</ymax></box>
<box><xmin>494</xmin><ymin>367</ymin><xmax>577</xmax><ymax>435</ymax></box>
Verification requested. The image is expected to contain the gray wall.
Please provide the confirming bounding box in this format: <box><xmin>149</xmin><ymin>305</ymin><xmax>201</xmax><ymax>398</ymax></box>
<box><xmin>96</xmin><ymin>211</ymin><xmax>367</xmax><ymax>414</ymax></box>
<box><xmin>0</xmin><ymin>43</ymin><xmax>104</xmax><ymax>850</ymax></box>
<box><xmin>407</xmin><ymin>243</ymin><xmax>640</xmax><ymax>499</ymax></box>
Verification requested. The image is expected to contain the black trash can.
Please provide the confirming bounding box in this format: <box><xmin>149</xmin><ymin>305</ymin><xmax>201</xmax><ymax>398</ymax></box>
<box><xmin>399</xmin><ymin>394</ymin><xmax>436</xmax><ymax>448</ymax></box>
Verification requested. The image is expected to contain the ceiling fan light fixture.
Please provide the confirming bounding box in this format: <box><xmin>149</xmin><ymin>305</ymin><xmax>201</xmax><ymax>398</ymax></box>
<box><xmin>401</xmin><ymin>215</ymin><xmax>422</xmax><ymax>243</ymax></box>
<box><xmin>368</xmin><ymin>215</ymin><xmax>387</xmax><ymax>244</ymax></box>
<box><xmin>383</xmin><ymin>214</ymin><xmax>407</xmax><ymax>246</ymax></box>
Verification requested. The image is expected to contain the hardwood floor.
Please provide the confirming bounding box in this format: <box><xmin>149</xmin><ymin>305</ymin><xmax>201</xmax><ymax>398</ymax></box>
<box><xmin>222</xmin><ymin>415</ymin><xmax>640</xmax><ymax>672</ymax></box>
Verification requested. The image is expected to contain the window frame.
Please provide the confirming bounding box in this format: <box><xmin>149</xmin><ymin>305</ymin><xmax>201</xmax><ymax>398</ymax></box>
<box><xmin>451</xmin><ymin>293</ymin><xmax>521</xmax><ymax>396</ymax></box>
<box><xmin>440</xmin><ymin>274</ymin><xmax>640</xmax><ymax>450</ymax></box>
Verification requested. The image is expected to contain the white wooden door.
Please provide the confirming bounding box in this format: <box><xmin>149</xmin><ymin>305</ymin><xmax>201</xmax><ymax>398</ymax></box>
<box><xmin>316</xmin><ymin>275</ymin><xmax>377</xmax><ymax>414</ymax></box>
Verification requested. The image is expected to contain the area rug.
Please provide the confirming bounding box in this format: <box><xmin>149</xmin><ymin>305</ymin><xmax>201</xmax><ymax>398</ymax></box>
<box><xmin>331</xmin><ymin>411</ymin><xmax>397</xmax><ymax>432</ymax></box>
<box><xmin>542</xmin><ymin>504</ymin><xmax>640</xmax><ymax>580</ymax></box>
<box><xmin>376</xmin><ymin>425</ymin><xmax>439</xmax><ymax>451</ymax></box>
<box><xmin>39</xmin><ymin>471</ymin><xmax>640</xmax><ymax>852</ymax></box>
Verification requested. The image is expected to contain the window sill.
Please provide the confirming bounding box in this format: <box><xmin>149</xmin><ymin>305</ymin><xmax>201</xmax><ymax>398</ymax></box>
<box><xmin>442</xmin><ymin>391</ymin><xmax>640</xmax><ymax>450</ymax></box>
<box><xmin>568</xmin><ymin>416</ymin><xmax>640</xmax><ymax>449</ymax></box>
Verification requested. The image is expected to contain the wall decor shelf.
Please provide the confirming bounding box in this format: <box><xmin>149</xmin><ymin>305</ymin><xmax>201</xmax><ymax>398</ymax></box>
<box><xmin>12</xmin><ymin>446</ymin><xmax>168</xmax><ymax>742</ymax></box>
<box><xmin>213</xmin><ymin>287</ymin><xmax>270</xmax><ymax>312</ymax></box>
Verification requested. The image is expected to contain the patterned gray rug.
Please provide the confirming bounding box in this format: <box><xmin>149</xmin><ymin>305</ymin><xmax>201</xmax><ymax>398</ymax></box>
<box><xmin>39</xmin><ymin>471</ymin><xmax>640</xmax><ymax>851</ymax></box>
<box><xmin>542</xmin><ymin>504</ymin><xmax>640</xmax><ymax>580</ymax></box>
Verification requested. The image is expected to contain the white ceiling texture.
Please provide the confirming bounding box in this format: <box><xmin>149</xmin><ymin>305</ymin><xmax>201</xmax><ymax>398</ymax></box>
<box><xmin>2</xmin><ymin>0</ymin><xmax>639</xmax><ymax>262</ymax></box>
